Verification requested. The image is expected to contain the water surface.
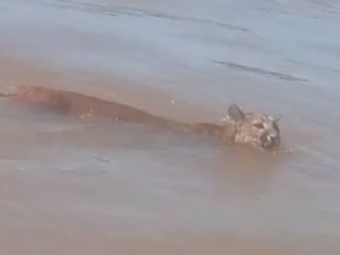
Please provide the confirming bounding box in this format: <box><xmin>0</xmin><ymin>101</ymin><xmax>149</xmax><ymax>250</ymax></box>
<box><xmin>0</xmin><ymin>0</ymin><xmax>340</xmax><ymax>254</ymax></box>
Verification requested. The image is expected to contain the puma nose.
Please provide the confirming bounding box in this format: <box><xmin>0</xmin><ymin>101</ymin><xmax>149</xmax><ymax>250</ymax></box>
<box><xmin>260</xmin><ymin>133</ymin><xmax>279</xmax><ymax>149</ymax></box>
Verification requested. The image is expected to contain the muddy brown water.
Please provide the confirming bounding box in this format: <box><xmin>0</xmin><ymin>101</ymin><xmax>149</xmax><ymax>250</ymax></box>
<box><xmin>0</xmin><ymin>0</ymin><xmax>340</xmax><ymax>254</ymax></box>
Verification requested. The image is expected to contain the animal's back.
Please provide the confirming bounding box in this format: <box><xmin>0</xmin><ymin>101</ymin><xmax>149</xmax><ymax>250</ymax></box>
<box><xmin>4</xmin><ymin>86</ymin><xmax>176</xmax><ymax>128</ymax></box>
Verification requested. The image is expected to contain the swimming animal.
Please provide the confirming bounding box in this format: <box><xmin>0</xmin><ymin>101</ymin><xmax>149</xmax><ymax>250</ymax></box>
<box><xmin>0</xmin><ymin>86</ymin><xmax>281</xmax><ymax>150</ymax></box>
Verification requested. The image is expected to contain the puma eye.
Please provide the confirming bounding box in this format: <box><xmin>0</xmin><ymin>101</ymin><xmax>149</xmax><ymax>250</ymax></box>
<box><xmin>253</xmin><ymin>122</ymin><xmax>265</xmax><ymax>129</ymax></box>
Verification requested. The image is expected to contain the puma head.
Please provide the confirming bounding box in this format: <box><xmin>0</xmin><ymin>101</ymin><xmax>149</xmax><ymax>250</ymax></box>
<box><xmin>223</xmin><ymin>104</ymin><xmax>281</xmax><ymax>150</ymax></box>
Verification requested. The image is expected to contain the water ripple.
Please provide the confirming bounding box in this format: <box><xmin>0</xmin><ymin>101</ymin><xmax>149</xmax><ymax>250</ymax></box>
<box><xmin>214</xmin><ymin>61</ymin><xmax>308</xmax><ymax>82</ymax></box>
<box><xmin>38</xmin><ymin>0</ymin><xmax>251</xmax><ymax>32</ymax></box>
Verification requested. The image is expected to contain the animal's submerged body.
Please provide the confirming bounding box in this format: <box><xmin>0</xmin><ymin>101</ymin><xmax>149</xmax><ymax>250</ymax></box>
<box><xmin>0</xmin><ymin>86</ymin><xmax>281</xmax><ymax>150</ymax></box>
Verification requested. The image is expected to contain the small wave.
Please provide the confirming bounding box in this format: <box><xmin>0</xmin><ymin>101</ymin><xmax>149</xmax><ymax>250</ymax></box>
<box><xmin>214</xmin><ymin>61</ymin><xmax>308</xmax><ymax>82</ymax></box>
<box><xmin>39</xmin><ymin>1</ymin><xmax>250</xmax><ymax>32</ymax></box>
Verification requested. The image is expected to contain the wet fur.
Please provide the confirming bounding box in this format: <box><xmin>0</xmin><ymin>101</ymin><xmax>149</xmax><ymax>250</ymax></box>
<box><xmin>0</xmin><ymin>86</ymin><xmax>281</xmax><ymax>150</ymax></box>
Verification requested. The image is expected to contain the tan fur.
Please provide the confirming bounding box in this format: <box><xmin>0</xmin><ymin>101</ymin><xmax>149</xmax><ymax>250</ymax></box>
<box><xmin>0</xmin><ymin>86</ymin><xmax>281</xmax><ymax>150</ymax></box>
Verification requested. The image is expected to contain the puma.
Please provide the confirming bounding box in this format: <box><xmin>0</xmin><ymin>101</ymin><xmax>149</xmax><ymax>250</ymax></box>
<box><xmin>0</xmin><ymin>86</ymin><xmax>281</xmax><ymax>150</ymax></box>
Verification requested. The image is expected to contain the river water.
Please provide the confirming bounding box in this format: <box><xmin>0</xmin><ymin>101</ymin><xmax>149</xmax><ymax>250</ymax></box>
<box><xmin>0</xmin><ymin>0</ymin><xmax>340</xmax><ymax>254</ymax></box>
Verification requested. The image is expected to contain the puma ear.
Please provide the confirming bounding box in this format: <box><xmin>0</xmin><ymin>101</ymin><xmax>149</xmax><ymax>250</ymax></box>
<box><xmin>273</xmin><ymin>115</ymin><xmax>282</xmax><ymax>122</ymax></box>
<box><xmin>228</xmin><ymin>104</ymin><xmax>245</xmax><ymax>122</ymax></box>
